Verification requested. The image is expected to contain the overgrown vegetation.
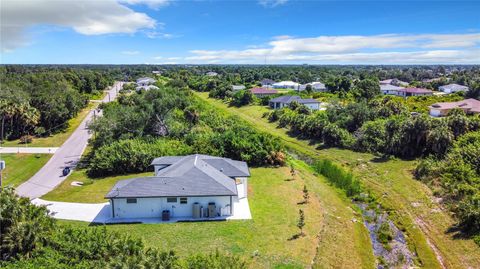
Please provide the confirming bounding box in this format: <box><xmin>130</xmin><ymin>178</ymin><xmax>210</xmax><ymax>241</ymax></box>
<box><xmin>87</xmin><ymin>84</ymin><xmax>285</xmax><ymax>177</ymax></box>
<box><xmin>312</xmin><ymin>159</ymin><xmax>362</xmax><ymax>198</ymax></box>
<box><xmin>415</xmin><ymin>131</ymin><xmax>480</xmax><ymax>240</ymax></box>
<box><xmin>0</xmin><ymin>188</ymin><xmax>245</xmax><ymax>268</ymax></box>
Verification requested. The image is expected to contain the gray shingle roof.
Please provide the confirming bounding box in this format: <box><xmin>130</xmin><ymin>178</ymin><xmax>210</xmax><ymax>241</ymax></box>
<box><xmin>107</xmin><ymin>155</ymin><xmax>249</xmax><ymax>199</ymax></box>
<box><xmin>269</xmin><ymin>95</ymin><xmax>320</xmax><ymax>104</ymax></box>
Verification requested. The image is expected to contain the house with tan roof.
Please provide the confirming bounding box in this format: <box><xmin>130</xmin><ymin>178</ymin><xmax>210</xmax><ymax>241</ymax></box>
<box><xmin>250</xmin><ymin>87</ymin><xmax>278</xmax><ymax>98</ymax></box>
<box><xmin>429</xmin><ymin>98</ymin><xmax>480</xmax><ymax>117</ymax></box>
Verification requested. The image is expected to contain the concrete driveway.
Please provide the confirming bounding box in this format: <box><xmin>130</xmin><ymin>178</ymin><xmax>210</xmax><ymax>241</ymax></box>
<box><xmin>32</xmin><ymin>198</ymin><xmax>111</xmax><ymax>223</ymax></box>
<box><xmin>16</xmin><ymin>82</ymin><xmax>124</xmax><ymax>199</ymax></box>
<box><xmin>32</xmin><ymin>197</ymin><xmax>252</xmax><ymax>224</ymax></box>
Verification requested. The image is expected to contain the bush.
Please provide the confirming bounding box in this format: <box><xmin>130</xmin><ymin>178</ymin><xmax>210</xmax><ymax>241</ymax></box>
<box><xmin>312</xmin><ymin>159</ymin><xmax>362</xmax><ymax>197</ymax></box>
<box><xmin>87</xmin><ymin>139</ymin><xmax>192</xmax><ymax>177</ymax></box>
<box><xmin>19</xmin><ymin>135</ymin><xmax>33</xmax><ymax>144</ymax></box>
<box><xmin>1</xmin><ymin>187</ymin><xmax>246</xmax><ymax>268</ymax></box>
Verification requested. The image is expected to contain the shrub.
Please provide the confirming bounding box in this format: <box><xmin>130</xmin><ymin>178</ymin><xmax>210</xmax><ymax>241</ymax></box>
<box><xmin>87</xmin><ymin>139</ymin><xmax>192</xmax><ymax>177</ymax></box>
<box><xmin>312</xmin><ymin>159</ymin><xmax>362</xmax><ymax>197</ymax></box>
<box><xmin>19</xmin><ymin>135</ymin><xmax>33</xmax><ymax>144</ymax></box>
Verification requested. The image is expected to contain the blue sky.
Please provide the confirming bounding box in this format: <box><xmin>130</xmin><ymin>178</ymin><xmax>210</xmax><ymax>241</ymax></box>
<box><xmin>1</xmin><ymin>0</ymin><xmax>479</xmax><ymax>64</ymax></box>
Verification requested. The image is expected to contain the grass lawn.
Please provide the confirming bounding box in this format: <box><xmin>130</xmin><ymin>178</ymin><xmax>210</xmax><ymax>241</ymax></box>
<box><xmin>51</xmin><ymin>164</ymin><xmax>374</xmax><ymax>268</ymax></box>
<box><xmin>42</xmin><ymin>169</ymin><xmax>151</xmax><ymax>203</ymax></box>
<box><xmin>1</xmin><ymin>102</ymin><xmax>97</xmax><ymax>147</ymax></box>
<box><xmin>0</xmin><ymin>153</ymin><xmax>51</xmax><ymax>187</ymax></box>
<box><xmin>194</xmin><ymin>91</ymin><xmax>480</xmax><ymax>269</ymax></box>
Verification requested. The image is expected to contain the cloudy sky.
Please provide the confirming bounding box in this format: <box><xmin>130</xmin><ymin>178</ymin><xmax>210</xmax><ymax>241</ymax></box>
<box><xmin>1</xmin><ymin>0</ymin><xmax>479</xmax><ymax>64</ymax></box>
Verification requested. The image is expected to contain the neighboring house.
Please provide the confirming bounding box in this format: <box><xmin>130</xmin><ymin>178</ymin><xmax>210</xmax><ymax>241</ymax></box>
<box><xmin>250</xmin><ymin>87</ymin><xmax>278</xmax><ymax>98</ymax></box>
<box><xmin>397</xmin><ymin>88</ymin><xmax>434</xmax><ymax>97</ymax></box>
<box><xmin>206</xmin><ymin>71</ymin><xmax>218</xmax><ymax>77</ymax></box>
<box><xmin>260</xmin><ymin>79</ymin><xmax>276</xmax><ymax>87</ymax></box>
<box><xmin>429</xmin><ymin>98</ymin><xmax>480</xmax><ymax>117</ymax></box>
<box><xmin>136</xmin><ymin>85</ymin><xmax>159</xmax><ymax>91</ymax></box>
<box><xmin>269</xmin><ymin>95</ymin><xmax>322</xmax><ymax>110</ymax></box>
<box><xmin>105</xmin><ymin>154</ymin><xmax>250</xmax><ymax>220</ymax></box>
<box><xmin>380</xmin><ymin>78</ymin><xmax>409</xmax><ymax>87</ymax></box>
<box><xmin>299</xmin><ymin>82</ymin><xmax>327</xmax><ymax>92</ymax></box>
<box><xmin>272</xmin><ymin>81</ymin><xmax>300</xmax><ymax>90</ymax></box>
<box><xmin>380</xmin><ymin>84</ymin><xmax>405</xmax><ymax>95</ymax></box>
<box><xmin>438</xmin><ymin>84</ymin><xmax>469</xmax><ymax>94</ymax></box>
<box><xmin>232</xmin><ymin>85</ymin><xmax>246</xmax><ymax>91</ymax></box>
<box><xmin>152</xmin><ymin>71</ymin><xmax>162</xmax><ymax>75</ymax></box>
<box><xmin>137</xmin><ymin>77</ymin><xmax>156</xmax><ymax>86</ymax></box>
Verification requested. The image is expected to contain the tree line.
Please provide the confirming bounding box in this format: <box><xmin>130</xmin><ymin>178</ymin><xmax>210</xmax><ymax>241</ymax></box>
<box><xmin>0</xmin><ymin>66</ymin><xmax>116</xmax><ymax>140</ymax></box>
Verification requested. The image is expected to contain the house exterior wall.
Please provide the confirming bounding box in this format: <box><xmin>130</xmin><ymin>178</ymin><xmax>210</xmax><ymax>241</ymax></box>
<box><xmin>236</xmin><ymin>177</ymin><xmax>248</xmax><ymax>199</ymax></box>
<box><xmin>303</xmin><ymin>103</ymin><xmax>320</xmax><ymax>110</ymax></box>
<box><xmin>429</xmin><ymin>109</ymin><xmax>443</xmax><ymax>117</ymax></box>
<box><xmin>111</xmin><ymin>196</ymin><xmax>232</xmax><ymax>219</ymax></box>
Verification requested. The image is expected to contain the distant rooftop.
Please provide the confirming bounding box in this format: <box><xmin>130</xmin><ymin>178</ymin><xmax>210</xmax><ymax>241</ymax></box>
<box><xmin>250</xmin><ymin>87</ymin><xmax>278</xmax><ymax>94</ymax></box>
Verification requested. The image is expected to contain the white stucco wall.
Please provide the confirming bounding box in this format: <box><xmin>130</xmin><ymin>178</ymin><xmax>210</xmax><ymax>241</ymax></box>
<box><xmin>304</xmin><ymin>103</ymin><xmax>320</xmax><ymax>110</ymax></box>
<box><xmin>112</xmin><ymin>196</ymin><xmax>232</xmax><ymax>219</ymax></box>
<box><xmin>429</xmin><ymin>109</ymin><xmax>443</xmax><ymax>117</ymax></box>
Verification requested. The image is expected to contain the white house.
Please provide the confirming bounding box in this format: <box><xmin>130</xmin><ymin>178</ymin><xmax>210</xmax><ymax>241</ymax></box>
<box><xmin>206</xmin><ymin>71</ymin><xmax>218</xmax><ymax>77</ymax></box>
<box><xmin>105</xmin><ymin>154</ymin><xmax>250</xmax><ymax>220</ymax></box>
<box><xmin>269</xmin><ymin>95</ymin><xmax>322</xmax><ymax>110</ymax></box>
<box><xmin>299</xmin><ymin>82</ymin><xmax>327</xmax><ymax>92</ymax></box>
<box><xmin>272</xmin><ymin>81</ymin><xmax>301</xmax><ymax>90</ymax></box>
<box><xmin>232</xmin><ymin>85</ymin><xmax>246</xmax><ymax>91</ymax></box>
<box><xmin>260</xmin><ymin>79</ymin><xmax>276</xmax><ymax>88</ymax></box>
<box><xmin>380</xmin><ymin>84</ymin><xmax>405</xmax><ymax>95</ymax></box>
<box><xmin>136</xmin><ymin>77</ymin><xmax>156</xmax><ymax>87</ymax></box>
<box><xmin>438</xmin><ymin>84</ymin><xmax>469</xmax><ymax>94</ymax></box>
<box><xmin>136</xmin><ymin>85</ymin><xmax>159</xmax><ymax>91</ymax></box>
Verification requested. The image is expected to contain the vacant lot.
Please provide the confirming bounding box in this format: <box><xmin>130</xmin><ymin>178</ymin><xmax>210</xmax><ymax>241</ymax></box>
<box><xmin>53</xmin><ymin>164</ymin><xmax>373</xmax><ymax>268</ymax></box>
<box><xmin>0</xmin><ymin>153</ymin><xmax>51</xmax><ymax>187</ymax></box>
<box><xmin>194</xmin><ymin>92</ymin><xmax>480</xmax><ymax>269</ymax></box>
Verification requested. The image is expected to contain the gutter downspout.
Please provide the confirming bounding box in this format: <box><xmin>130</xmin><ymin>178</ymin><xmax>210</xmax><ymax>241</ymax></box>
<box><xmin>230</xmin><ymin>196</ymin><xmax>233</xmax><ymax>216</ymax></box>
<box><xmin>111</xmin><ymin>199</ymin><xmax>115</xmax><ymax>218</ymax></box>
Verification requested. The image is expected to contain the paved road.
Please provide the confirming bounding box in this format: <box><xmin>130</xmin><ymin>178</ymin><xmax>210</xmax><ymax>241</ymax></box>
<box><xmin>16</xmin><ymin>82</ymin><xmax>124</xmax><ymax>199</ymax></box>
<box><xmin>0</xmin><ymin>147</ymin><xmax>59</xmax><ymax>154</ymax></box>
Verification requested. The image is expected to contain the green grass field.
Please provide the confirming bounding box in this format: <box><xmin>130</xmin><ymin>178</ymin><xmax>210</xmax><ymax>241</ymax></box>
<box><xmin>42</xmin><ymin>169</ymin><xmax>151</xmax><ymax>203</ymax></box>
<box><xmin>50</xmin><ymin>164</ymin><xmax>374</xmax><ymax>268</ymax></box>
<box><xmin>194</xmin><ymin>91</ymin><xmax>480</xmax><ymax>269</ymax></box>
<box><xmin>0</xmin><ymin>154</ymin><xmax>51</xmax><ymax>187</ymax></box>
<box><xmin>1</xmin><ymin>102</ymin><xmax>97</xmax><ymax>147</ymax></box>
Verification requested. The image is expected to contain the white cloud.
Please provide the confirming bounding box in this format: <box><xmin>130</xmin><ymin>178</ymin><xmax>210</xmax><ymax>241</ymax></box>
<box><xmin>258</xmin><ymin>0</ymin><xmax>288</xmax><ymax>8</ymax></box>
<box><xmin>183</xmin><ymin>33</ymin><xmax>480</xmax><ymax>64</ymax></box>
<box><xmin>145</xmin><ymin>31</ymin><xmax>180</xmax><ymax>39</ymax></box>
<box><xmin>1</xmin><ymin>0</ymin><xmax>157</xmax><ymax>52</ymax></box>
<box><xmin>119</xmin><ymin>0</ymin><xmax>169</xmax><ymax>10</ymax></box>
<box><xmin>122</xmin><ymin>50</ymin><xmax>140</xmax><ymax>55</ymax></box>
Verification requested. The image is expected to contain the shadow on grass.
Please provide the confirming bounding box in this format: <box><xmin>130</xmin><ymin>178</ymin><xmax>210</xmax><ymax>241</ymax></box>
<box><xmin>288</xmin><ymin>233</ymin><xmax>305</xmax><ymax>241</ymax></box>
<box><xmin>445</xmin><ymin>224</ymin><xmax>479</xmax><ymax>242</ymax></box>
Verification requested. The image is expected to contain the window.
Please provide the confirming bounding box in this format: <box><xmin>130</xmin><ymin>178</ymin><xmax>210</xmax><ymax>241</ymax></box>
<box><xmin>180</xmin><ymin>197</ymin><xmax>188</xmax><ymax>204</ymax></box>
<box><xmin>167</xmin><ymin>197</ymin><xmax>177</xmax><ymax>203</ymax></box>
<box><xmin>126</xmin><ymin>198</ymin><xmax>137</xmax><ymax>204</ymax></box>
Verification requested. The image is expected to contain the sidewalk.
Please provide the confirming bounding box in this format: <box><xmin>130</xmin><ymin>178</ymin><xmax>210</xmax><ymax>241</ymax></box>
<box><xmin>0</xmin><ymin>147</ymin><xmax>59</xmax><ymax>154</ymax></box>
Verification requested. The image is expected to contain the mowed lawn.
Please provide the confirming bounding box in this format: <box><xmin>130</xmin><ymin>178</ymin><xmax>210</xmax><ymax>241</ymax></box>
<box><xmin>0</xmin><ymin>154</ymin><xmax>51</xmax><ymax>187</ymax></box>
<box><xmin>1</xmin><ymin>102</ymin><xmax>96</xmax><ymax>147</ymax></box>
<box><xmin>194</xmin><ymin>92</ymin><xmax>480</xmax><ymax>269</ymax></box>
<box><xmin>52</xmin><ymin>164</ymin><xmax>374</xmax><ymax>268</ymax></box>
